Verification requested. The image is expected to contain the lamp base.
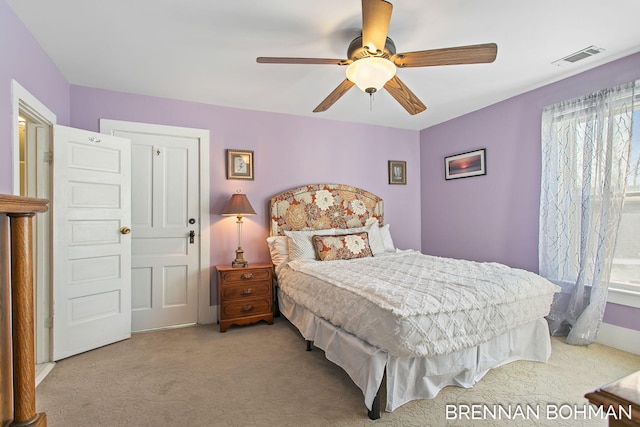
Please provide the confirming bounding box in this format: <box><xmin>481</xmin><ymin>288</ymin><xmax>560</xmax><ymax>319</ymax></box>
<box><xmin>232</xmin><ymin>246</ymin><xmax>248</xmax><ymax>268</ymax></box>
<box><xmin>232</xmin><ymin>260</ymin><xmax>248</xmax><ymax>268</ymax></box>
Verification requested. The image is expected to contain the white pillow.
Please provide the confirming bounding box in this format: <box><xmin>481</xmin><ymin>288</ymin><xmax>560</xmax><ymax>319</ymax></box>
<box><xmin>285</xmin><ymin>229</ymin><xmax>335</xmax><ymax>260</ymax></box>
<box><xmin>368</xmin><ymin>225</ymin><xmax>386</xmax><ymax>255</ymax></box>
<box><xmin>266</xmin><ymin>236</ymin><xmax>289</xmax><ymax>272</ymax></box>
<box><xmin>379</xmin><ymin>224</ymin><xmax>395</xmax><ymax>252</ymax></box>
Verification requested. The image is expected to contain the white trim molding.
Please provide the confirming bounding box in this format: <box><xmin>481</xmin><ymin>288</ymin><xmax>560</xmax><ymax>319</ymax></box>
<box><xmin>597</xmin><ymin>323</ymin><xmax>640</xmax><ymax>355</ymax></box>
<box><xmin>35</xmin><ymin>362</ymin><xmax>56</xmax><ymax>387</ymax></box>
<box><xmin>11</xmin><ymin>79</ymin><xmax>56</xmax><ymax>195</ymax></box>
<box><xmin>607</xmin><ymin>286</ymin><xmax>640</xmax><ymax>309</ymax></box>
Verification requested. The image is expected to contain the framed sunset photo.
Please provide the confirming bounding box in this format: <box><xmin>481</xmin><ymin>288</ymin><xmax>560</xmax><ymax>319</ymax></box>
<box><xmin>444</xmin><ymin>149</ymin><xmax>486</xmax><ymax>180</ymax></box>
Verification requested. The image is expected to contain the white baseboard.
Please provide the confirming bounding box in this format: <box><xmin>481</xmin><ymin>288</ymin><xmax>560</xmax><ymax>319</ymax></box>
<box><xmin>597</xmin><ymin>322</ymin><xmax>640</xmax><ymax>355</ymax></box>
<box><xmin>35</xmin><ymin>362</ymin><xmax>56</xmax><ymax>386</ymax></box>
<box><xmin>198</xmin><ymin>305</ymin><xmax>217</xmax><ymax>325</ymax></box>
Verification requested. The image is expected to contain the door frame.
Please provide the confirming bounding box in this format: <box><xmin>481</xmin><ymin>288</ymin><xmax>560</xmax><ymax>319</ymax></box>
<box><xmin>100</xmin><ymin>120</ymin><xmax>215</xmax><ymax>326</ymax></box>
<box><xmin>11</xmin><ymin>80</ymin><xmax>56</xmax><ymax>194</ymax></box>
<box><xmin>11</xmin><ymin>80</ymin><xmax>56</xmax><ymax>382</ymax></box>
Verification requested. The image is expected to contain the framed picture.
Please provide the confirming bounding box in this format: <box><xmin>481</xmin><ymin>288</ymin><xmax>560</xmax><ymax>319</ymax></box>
<box><xmin>226</xmin><ymin>149</ymin><xmax>254</xmax><ymax>180</ymax></box>
<box><xmin>444</xmin><ymin>149</ymin><xmax>486</xmax><ymax>180</ymax></box>
<box><xmin>388</xmin><ymin>160</ymin><xmax>406</xmax><ymax>185</ymax></box>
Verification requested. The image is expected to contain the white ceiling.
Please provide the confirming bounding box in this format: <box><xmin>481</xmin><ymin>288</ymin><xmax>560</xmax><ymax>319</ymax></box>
<box><xmin>7</xmin><ymin>0</ymin><xmax>640</xmax><ymax>131</ymax></box>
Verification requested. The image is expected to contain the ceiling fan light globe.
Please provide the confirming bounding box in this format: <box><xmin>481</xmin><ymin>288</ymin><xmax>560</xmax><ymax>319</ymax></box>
<box><xmin>346</xmin><ymin>57</ymin><xmax>396</xmax><ymax>93</ymax></box>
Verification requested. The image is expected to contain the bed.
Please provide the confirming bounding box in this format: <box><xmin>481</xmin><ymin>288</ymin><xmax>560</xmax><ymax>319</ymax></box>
<box><xmin>267</xmin><ymin>183</ymin><xmax>559</xmax><ymax>419</ymax></box>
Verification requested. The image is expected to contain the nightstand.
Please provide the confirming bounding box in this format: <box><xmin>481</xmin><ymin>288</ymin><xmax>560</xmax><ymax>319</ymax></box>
<box><xmin>585</xmin><ymin>371</ymin><xmax>640</xmax><ymax>426</ymax></box>
<box><xmin>216</xmin><ymin>263</ymin><xmax>274</xmax><ymax>332</ymax></box>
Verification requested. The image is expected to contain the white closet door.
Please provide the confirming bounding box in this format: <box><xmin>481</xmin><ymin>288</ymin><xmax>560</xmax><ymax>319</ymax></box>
<box><xmin>107</xmin><ymin>128</ymin><xmax>200</xmax><ymax>332</ymax></box>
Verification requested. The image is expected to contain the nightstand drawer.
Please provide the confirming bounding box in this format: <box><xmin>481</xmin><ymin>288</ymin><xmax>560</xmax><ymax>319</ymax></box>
<box><xmin>221</xmin><ymin>269</ymin><xmax>271</xmax><ymax>283</ymax></box>
<box><xmin>221</xmin><ymin>281</ymin><xmax>271</xmax><ymax>300</ymax></box>
<box><xmin>216</xmin><ymin>263</ymin><xmax>274</xmax><ymax>332</ymax></box>
<box><xmin>221</xmin><ymin>298</ymin><xmax>271</xmax><ymax>319</ymax></box>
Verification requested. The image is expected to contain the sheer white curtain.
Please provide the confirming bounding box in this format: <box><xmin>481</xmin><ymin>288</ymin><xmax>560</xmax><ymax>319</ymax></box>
<box><xmin>540</xmin><ymin>81</ymin><xmax>635</xmax><ymax>345</ymax></box>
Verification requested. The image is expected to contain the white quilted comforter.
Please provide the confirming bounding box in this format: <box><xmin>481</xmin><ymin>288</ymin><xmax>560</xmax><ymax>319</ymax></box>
<box><xmin>279</xmin><ymin>250</ymin><xmax>559</xmax><ymax>357</ymax></box>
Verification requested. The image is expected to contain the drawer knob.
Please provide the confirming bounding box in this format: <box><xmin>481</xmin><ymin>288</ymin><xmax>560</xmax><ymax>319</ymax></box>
<box><xmin>240</xmin><ymin>288</ymin><xmax>253</xmax><ymax>296</ymax></box>
<box><xmin>241</xmin><ymin>273</ymin><xmax>254</xmax><ymax>280</ymax></box>
<box><xmin>240</xmin><ymin>305</ymin><xmax>253</xmax><ymax>312</ymax></box>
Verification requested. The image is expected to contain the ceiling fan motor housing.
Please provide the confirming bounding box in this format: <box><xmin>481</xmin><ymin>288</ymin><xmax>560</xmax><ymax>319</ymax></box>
<box><xmin>348</xmin><ymin>35</ymin><xmax>396</xmax><ymax>60</ymax></box>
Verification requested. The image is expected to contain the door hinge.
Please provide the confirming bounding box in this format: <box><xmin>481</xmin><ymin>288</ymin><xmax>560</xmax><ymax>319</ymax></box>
<box><xmin>44</xmin><ymin>317</ymin><xmax>53</xmax><ymax>329</ymax></box>
<box><xmin>43</xmin><ymin>151</ymin><xmax>53</xmax><ymax>163</ymax></box>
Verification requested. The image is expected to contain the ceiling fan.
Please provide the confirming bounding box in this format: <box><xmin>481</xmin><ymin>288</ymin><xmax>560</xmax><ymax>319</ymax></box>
<box><xmin>256</xmin><ymin>0</ymin><xmax>497</xmax><ymax>115</ymax></box>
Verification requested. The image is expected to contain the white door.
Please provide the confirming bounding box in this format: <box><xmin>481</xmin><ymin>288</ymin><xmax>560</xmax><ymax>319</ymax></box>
<box><xmin>52</xmin><ymin>125</ymin><xmax>131</xmax><ymax>361</ymax></box>
<box><xmin>101</xmin><ymin>122</ymin><xmax>205</xmax><ymax>332</ymax></box>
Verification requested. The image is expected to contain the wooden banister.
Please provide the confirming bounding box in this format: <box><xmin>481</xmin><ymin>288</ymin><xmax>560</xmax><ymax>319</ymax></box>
<box><xmin>0</xmin><ymin>194</ymin><xmax>48</xmax><ymax>427</ymax></box>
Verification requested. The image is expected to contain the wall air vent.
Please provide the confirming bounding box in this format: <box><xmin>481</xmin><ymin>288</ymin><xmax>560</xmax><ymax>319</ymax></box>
<box><xmin>552</xmin><ymin>46</ymin><xmax>605</xmax><ymax>66</ymax></box>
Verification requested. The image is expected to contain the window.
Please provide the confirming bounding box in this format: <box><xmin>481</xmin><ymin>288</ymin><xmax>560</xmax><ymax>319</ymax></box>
<box><xmin>610</xmin><ymin>106</ymin><xmax>640</xmax><ymax>291</ymax></box>
<box><xmin>540</xmin><ymin>81</ymin><xmax>638</xmax><ymax>336</ymax></box>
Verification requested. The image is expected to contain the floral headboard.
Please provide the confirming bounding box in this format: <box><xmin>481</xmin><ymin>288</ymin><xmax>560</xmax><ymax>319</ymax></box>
<box><xmin>269</xmin><ymin>184</ymin><xmax>384</xmax><ymax>236</ymax></box>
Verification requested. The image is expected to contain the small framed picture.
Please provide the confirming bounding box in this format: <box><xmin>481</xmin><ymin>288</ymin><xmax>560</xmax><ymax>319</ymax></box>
<box><xmin>388</xmin><ymin>160</ymin><xmax>406</xmax><ymax>185</ymax></box>
<box><xmin>226</xmin><ymin>149</ymin><xmax>254</xmax><ymax>180</ymax></box>
<box><xmin>444</xmin><ymin>149</ymin><xmax>486</xmax><ymax>180</ymax></box>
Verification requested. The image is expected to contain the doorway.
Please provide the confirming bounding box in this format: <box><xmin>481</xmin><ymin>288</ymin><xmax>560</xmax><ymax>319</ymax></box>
<box><xmin>12</xmin><ymin>80</ymin><xmax>56</xmax><ymax>383</ymax></box>
<box><xmin>100</xmin><ymin>119</ymin><xmax>217</xmax><ymax>332</ymax></box>
<box><xmin>100</xmin><ymin>120</ymin><xmax>214</xmax><ymax>331</ymax></box>
<box><xmin>11</xmin><ymin>84</ymin><xmax>214</xmax><ymax>368</ymax></box>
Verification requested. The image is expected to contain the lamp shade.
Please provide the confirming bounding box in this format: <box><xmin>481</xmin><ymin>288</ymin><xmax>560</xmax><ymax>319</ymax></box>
<box><xmin>346</xmin><ymin>57</ymin><xmax>396</xmax><ymax>93</ymax></box>
<box><xmin>221</xmin><ymin>193</ymin><xmax>256</xmax><ymax>216</ymax></box>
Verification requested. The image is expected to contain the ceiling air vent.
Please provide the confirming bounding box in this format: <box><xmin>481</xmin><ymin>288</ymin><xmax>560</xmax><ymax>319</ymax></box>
<box><xmin>552</xmin><ymin>46</ymin><xmax>605</xmax><ymax>66</ymax></box>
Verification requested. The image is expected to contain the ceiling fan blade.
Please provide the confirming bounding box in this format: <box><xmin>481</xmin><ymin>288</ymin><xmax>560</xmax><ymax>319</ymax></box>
<box><xmin>392</xmin><ymin>43</ymin><xmax>498</xmax><ymax>68</ymax></box>
<box><xmin>384</xmin><ymin>75</ymin><xmax>426</xmax><ymax>115</ymax></box>
<box><xmin>361</xmin><ymin>0</ymin><xmax>393</xmax><ymax>54</ymax></box>
<box><xmin>313</xmin><ymin>79</ymin><xmax>355</xmax><ymax>113</ymax></box>
<box><xmin>257</xmin><ymin>57</ymin><xmax>349</xmax><ymax>65</ymax></box>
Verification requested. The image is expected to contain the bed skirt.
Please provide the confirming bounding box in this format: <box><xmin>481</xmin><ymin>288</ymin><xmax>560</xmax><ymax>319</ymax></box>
<box><xmin>278</xmin><ymin>288</ymin><xmax>552</xmax><ymax>412</ymax></box>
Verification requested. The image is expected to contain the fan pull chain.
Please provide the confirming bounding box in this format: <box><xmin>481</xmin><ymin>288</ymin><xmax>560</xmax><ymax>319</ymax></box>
<box><xmin>370</xmin><ymin>92</ymin><xmax>374</xmax><ymax>111</ymax></box>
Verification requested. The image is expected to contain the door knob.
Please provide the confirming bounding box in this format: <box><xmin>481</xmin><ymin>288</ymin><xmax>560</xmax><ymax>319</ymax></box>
<box><xmin>120</xmin><ymin>226</ymin><xmax>131</xmax><ymax>235</ymax></box>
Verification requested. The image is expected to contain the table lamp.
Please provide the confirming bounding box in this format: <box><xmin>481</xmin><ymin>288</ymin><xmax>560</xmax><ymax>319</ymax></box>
<box><xmin>221</xmin><ymin>192</ymin><xmax>256</xmax><ymax>267</ymax></box>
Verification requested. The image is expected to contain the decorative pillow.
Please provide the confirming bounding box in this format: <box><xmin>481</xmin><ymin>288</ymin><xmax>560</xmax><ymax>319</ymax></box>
<box><xmin>266</xmin><ymin>236</ymin><xmax>289</xmax><ymax>273</ymax></box>
<box><xmin>284</xmin><ymin>228</ymin><xmax>335</xmax><ymax>260</ymax></box>
<box><xmin>340</xmin><ymin>221</ymin><xmax>385</xmax><ymax>255</ymax></box>
<box><xmin>312</xmin><ymin>232</ymin><xmax>373</xmax><ymax>261</ymax></box>
<box><xmin>379</xmin><ymin>224</ymin><xmax>395</xmax><ymax>252</ymax></box>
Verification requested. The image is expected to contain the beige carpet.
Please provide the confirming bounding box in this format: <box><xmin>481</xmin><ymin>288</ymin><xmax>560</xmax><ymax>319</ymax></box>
<box><xmin>36</xmin><ymin>318</ymin><xmax>640</xmax><ymax>427</ymax></box>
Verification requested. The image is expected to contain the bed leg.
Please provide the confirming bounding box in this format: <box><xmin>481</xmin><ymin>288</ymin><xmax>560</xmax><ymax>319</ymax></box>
<box><xmin>368</xmin><ymin>388</ymin><xmax>381</xmax><ymax>420</ymax></box>
<box><xmin>305</xmin><ymin>340</ymin><xmax>312</xmax><ymax>351</ymax></box>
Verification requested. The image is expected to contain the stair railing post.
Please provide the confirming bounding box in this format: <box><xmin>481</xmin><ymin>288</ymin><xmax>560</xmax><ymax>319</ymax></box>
<box><xmin>8</xmin><ymin>212</ymin><xmax>46</xmax><ymax>427</ymax></box>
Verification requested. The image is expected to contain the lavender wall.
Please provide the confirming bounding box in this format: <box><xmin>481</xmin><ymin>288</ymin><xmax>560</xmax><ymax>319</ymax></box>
<box><xmin>420</xmin><ymin>51</ymin><xmax>640</xmax><ymax>330</ymax></box>
<box><xmin>4</xmin><ymin>0</ymin><xmax>636</xmax><ymax>329</ymax></box>
<box><xmin>69</xmin><ymin>86</ymin><xmax>422</xmax><ymax>302</ymax></box>
<box><xmin>603</xmin><ymin>303</ymin><xmax>640</xmax><ymax>331</ymax></box>
<box><xmin>0</xmin><ymin>0</ymin><xmax>70</xmax><ymax>194</ymax></box>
